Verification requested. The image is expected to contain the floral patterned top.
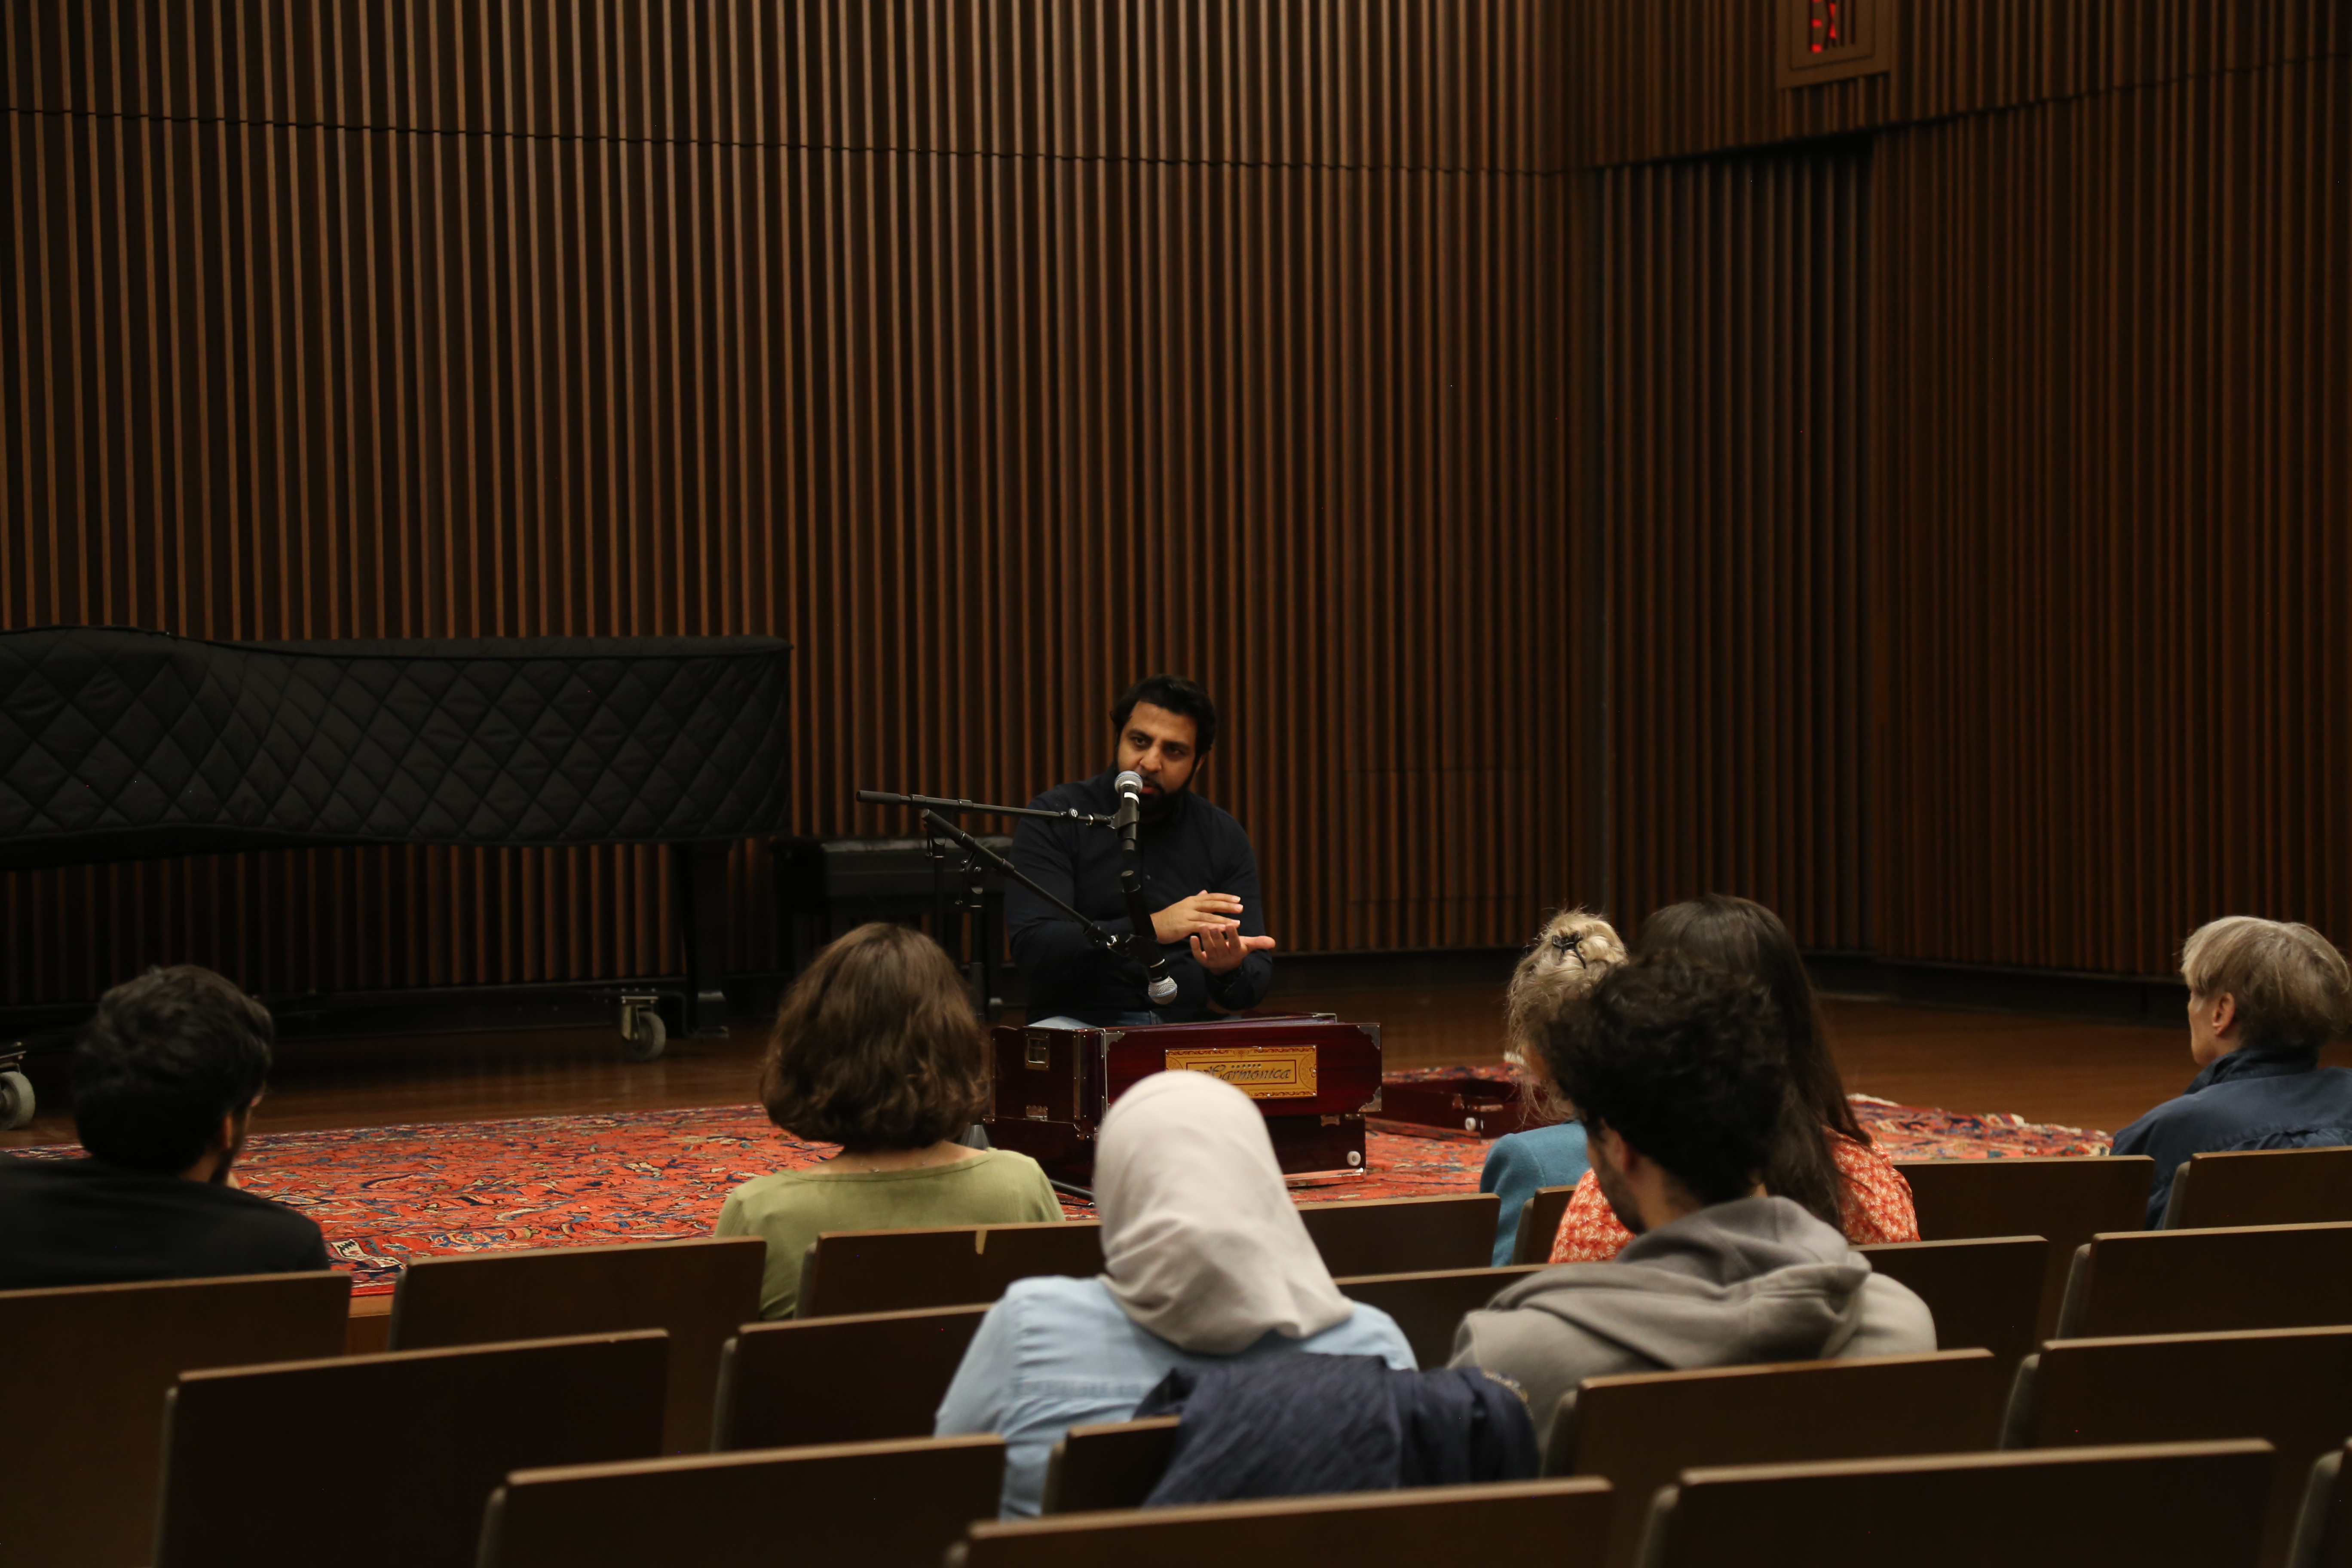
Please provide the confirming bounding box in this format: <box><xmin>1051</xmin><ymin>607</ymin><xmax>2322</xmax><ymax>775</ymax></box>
<box><xmin>1547</xmin><ymin>1130</ymin><xmax>1920</xmax><ymax>1264</ymax></box>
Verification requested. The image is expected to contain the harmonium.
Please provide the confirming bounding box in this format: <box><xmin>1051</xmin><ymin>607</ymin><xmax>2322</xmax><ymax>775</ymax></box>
<box><xmin>984</xmin><ymin>1016</ymin><xmax>1382</xmax><ymax>1183</ymax></box>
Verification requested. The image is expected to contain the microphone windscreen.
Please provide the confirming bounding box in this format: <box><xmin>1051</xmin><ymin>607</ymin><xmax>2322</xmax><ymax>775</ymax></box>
<box><xmin>1114</xmin><ymin>769</ymin><xmax>1145</xmax><ymax>799</ymax></box>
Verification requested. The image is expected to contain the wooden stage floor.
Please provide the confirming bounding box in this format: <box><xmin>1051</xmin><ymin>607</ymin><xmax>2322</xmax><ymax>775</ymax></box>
<box><xmin>3</xmin><ymin>981</ymin><xmax>2264</xmax><ymax>1152</ymax></box>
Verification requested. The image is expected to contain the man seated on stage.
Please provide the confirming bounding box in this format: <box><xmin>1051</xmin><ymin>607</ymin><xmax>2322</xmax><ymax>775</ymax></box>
<box><xmin>1008</xmin><ymin>675</ymin><xmax>1277</xmax><ymax>1027</ymax></box>
<box><xmin>1450</xmin><ymin>953</ymin><xmax>1933</xmax><ymax>1448</ymax></box>
<box><xmin>0</xmin><ymin>965</ymin><xmax>332</xmax><ymax>1289</ymax></box>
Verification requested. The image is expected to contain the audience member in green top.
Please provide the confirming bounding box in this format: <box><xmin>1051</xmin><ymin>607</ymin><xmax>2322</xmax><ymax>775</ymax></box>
<box><xmin>716</xmin><ymin>921</ymin><xmax>1063</xmax><ymax>1317</ymax></box>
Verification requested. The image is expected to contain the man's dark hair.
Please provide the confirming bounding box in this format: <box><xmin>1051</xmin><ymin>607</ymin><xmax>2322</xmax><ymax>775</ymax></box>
<box><xmin>1111</xmin><ymin>675</ymin><xmax>1218</xmax><ymax>753</ymax></box>
<box><xmin>1535</xmin><ymin>952</ymin><xmax>1789</xmax><ymax>1205</ymax></box>
<box><xmin>73</xmin><ymin>966</ymin><xmax>275</xmax><ymax>1174</ymax></box>
<box><xmin>760</xmin><ymin>922</ymin><xmax>992</xmax><ymax>1150</ymax></box>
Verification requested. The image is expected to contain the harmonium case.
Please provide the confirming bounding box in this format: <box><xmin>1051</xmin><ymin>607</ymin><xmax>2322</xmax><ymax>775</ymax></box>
<box><xmin>985</xmin><ymin>1017</ymin><xmax>1383</xmax><ymax>1183</ymax></box>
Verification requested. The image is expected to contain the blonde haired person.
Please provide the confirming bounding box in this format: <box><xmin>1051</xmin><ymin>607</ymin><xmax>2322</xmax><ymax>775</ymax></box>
<box><xmin>1473</xmin><ymin>910</ymin><xmax>1629</xmax><ymax>1264</ymax></box>
<box><xmin>2113</xmin><ymin>916</ymin><xmax>2352</xmax><ymax>1227</ymax></box>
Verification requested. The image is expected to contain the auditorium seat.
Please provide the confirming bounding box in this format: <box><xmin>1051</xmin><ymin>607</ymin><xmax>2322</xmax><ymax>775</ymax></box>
<box><xmin>479</xmin><ymin>1433</ymin><xmax>1008</xmax><ymax>1568</ymax></box>
<box><xmin>2055</xmin><ymin>1222</ymin><xmax>2352</xmax><ymax>1338</ymax></box>
<box><xmin>0</xmin><ymin>1270</ymin><xmax>349</xmax><ymax>1568</ymax></box>
<box><xmin>2291</xmin><ymin>1441</ymin><xmax>2352</xmax><ymax>1568</ymax></box>
<box><xmin>2165</xmin><ymin>1148</ymin><xmax>2352</xmax><ymax>1231</ymax></box>
<box><xmin>1637</xmin><ymin>1440</ymin><xmax>2274</xmax><ymax>1568</ymax></box>
<box><xmin>1896</xmin><ymin>1155</ymin><xmax>2155</xmax><ymax>1338</ymax></box>
<box><xmin>1510</xmin><ymin>1185</ymin><xmax>1578</xmax><ymax>1264</ymax></box>
<box><xmin>799</xmin><ymin>1221</ymin><xmax>1103</xmax><ymax>1317</ymax></box>
<box><xmin>1856</xmin><ymin>1235</ymin><xmax>2048</xmax><ymax>1369</ymax></box>
<box><xmin>797</xmin><ymin>1196</ymin><xmax>1499</xmax><ymax>1317</ymax></box>
<box><xmin>1041</xmin><ymin>1417</ymin><xmax>1183</xmax><ymax>1513</ymax></box>
<box><xmin>2004</xmin><ymin>1326</ymin><xmax>2352</xmax><ymax>1568</ymax></box>
<box><xmin>1335</xmin><ymin>1263</ymin><xmax>1545</xmax><ymax>1367</ymax></box>
<box><xmin>954</xmin><ymin>1477</ymin><xmax>1615</xmax><ymax>1567</ymax></box>
<box><xmin>1545</xmin><ymin>1349</ymin><xmax>2013</xmax><ymax>1568</ymax></box>
<box><xmin>714</xmin><ymin>1303</ymin><xmax>989</xmax><ymax>1449</ymax></box>
<box><xmin>152</xmin><ymin>1330</ymin><xmax>668</xmax><ymax>1568</ymax></box>
<box><xmin>389</xmin><ymin>1234</ymin><xmax>766</xmax><ymax>1453</ymax></box>
<box><xmin>1296</xmin><ymin>1193</ymin><xmax>1498</xmax><ymax>1276</ymax></box>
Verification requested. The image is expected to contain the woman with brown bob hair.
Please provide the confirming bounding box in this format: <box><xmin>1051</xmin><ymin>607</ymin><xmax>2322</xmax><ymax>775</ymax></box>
<box><xmin>716</xmin><ymin>922</ymin><xmax>1061</xmax><ymax>1317</ymax></box>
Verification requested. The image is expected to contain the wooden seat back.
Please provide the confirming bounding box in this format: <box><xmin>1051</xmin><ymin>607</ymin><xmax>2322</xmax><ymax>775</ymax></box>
<box><xmin>1896</xmin><ymin>1156</ymin><xmax>2154</xmax><ymax>1338</ymax></box>
<box><xmin>714</xmin><ymin>1304</ymin><xmax>989</xmax><ymax>1449</ymax></box>
<box><xmin>1641</xmin><ymin>1440</ymin><xmax>2273</xmax><ymax>1568</ymax></box>
<box><xmin>1041</xmin><ymin>1417</ymin><xmax>1183</xmax><ymax>1513</ymax></box>
<box><xmin>2006</xmin><ymin>1326</ymin><xmax>2352</xmax><ymax>1568</ymax></box>
<box><xmin>1549</xmin><ymin>1350</ymin><xmax>2012</xmax><ymax>1568</ymax></box>
<box><xmin>2291</xmin><ymin>1442</ymin><xmax>2352</xmax><ymax>1568</ymax></box>
<box><xmin>1296</xmin><ymin>1193</ymin><xmax>1498</xmax><ymax>1276</ymax></box>
<box><xmin>2166</xmin><ymin>1148</ymin><xmax>2352</xmax><ymax>1231</ymax></box>
<box><xmin>389</xmin><ymin>1235</ymin><xmax>765</xmax><ymax>1453</ymax></box>
<box><xmin>798</xmin><ymin>1196</ymin><xmax>1499</xmax><ymax>1317</ymax></box>
<box><xmin>800</xmin><ymin>1222</ymin><xmax>1103</xmax><ymax>1317</ymax></box>
<box><xmin>2057</xmin><ymin>1222</ymin><xmax>2352</xmax><ymax>1338</ymax></box>
<box><xmin>479</xmin><ymin>1433</ymin><xmax>1007</xmax><ymax>1568</ymax></box>
<box><xmin>0</xmin><ymin>1270</ymin><xmax>349</xmax><ymax>1568</ymax></box>
<box><xmin>957</xmin><ymin>1477</ymin><xmax>1615</xmax><ymax>1568</ymax></box>
<box><xmin>1510</xmin><ymin>1184</ymin><xmax>1579</xmax><ymax>1264</ymax></box>
<box><xmin>153</xmin><ymin>1331</ymin><xmax>668</xmax><ymax>1568</ymax></box>
<box><xmin>1856</xmin><ymin>1235</ymin><xmax>2049</xmax><ymax>1369</ymax></box>
<box><xmin>1336</xmin><ymin>1264</ymin><xmax>1545</xmax><ymax>1368</ymax></box>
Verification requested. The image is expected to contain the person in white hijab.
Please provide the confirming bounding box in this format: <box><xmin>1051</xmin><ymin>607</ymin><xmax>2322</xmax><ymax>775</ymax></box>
<box><xmin>936</xmin><ymin>1069</ymin><xmax>1416</xmax><ymax>1516</ymax></box>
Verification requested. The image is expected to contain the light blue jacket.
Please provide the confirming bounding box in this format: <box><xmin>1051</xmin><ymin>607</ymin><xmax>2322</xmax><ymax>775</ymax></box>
<box><xmin>1477</xmin><ymin>1123</ymin><xmax>1592</xmax><ymax>1266</ymax></box>
<box><xmin>934</xmin><ymin>1273</ymin><xmax>1416</xmax><ymax>1516</ymax></box>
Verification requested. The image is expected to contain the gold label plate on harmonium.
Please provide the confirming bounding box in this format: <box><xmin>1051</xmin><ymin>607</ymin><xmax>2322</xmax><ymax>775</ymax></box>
<box><xmin>1162</xmin><ymin>1045</ymin><xmax>1319</xmax><ymax>1099</ymax></box>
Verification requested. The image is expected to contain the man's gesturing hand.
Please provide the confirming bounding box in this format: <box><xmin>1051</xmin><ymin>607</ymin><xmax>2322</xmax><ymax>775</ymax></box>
<box><xmin>1190</xmin><ymin>922</ymin><xmax>1278</xmax><ymax>975</ymax></box>
<box><xmin>1152</xmin><ymin>890</ymin><xmax>1245</xmax><ymax>945</ymax></box>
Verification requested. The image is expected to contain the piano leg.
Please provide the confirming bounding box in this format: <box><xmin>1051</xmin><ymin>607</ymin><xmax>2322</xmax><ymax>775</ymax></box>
<box><xmin>675</xmin><ymin>840</ymin><xmax>733</xmax><ymax>1038</ymax></box>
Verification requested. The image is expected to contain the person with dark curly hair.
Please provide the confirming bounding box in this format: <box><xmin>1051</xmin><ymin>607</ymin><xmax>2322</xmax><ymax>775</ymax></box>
<box><xmin>1449</xmin><ymin>953</ymin><xmax>1932</xmax><ymax>1449</ymax></box>
<box><xmin>0</xmin><ymin>965</ymin><xmax>330</xmax><ymax>1289</ymax></box>
<box><xmin>715</xmin><ymin>922</ymin><xmax>1062</xmax><ymax>1318</ymax></box>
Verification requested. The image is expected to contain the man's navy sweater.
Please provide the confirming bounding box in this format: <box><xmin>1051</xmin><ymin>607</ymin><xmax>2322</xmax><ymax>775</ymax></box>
<box><xmin>1006</xmin><ymin>768</ymin><xmax>1273</xmax><ymax>1026</ymax></box>
<box><xmin>2111</xmin><ymin>1043</ymin><xmax>2352</xmax><ymax>1227</ymax></box>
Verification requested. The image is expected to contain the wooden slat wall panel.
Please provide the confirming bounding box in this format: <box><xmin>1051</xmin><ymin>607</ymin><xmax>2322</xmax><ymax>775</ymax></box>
<box><xmin>0</xmin><ymin>9</ymin><xmax>1573</xmax><ymax>1006</ymax></box>
<box><xmin>1872</xmin><ymin>55</ymin><xmax>2352</xmax><ymax>974</ymax></box>
<box><xmin>1562</xmin><ymin>0</ymin><xmax>2348</xmax><ymax>170</ymax></box>
<box><xmin>2</xmin><ymin>0</ymin><xmax>1562</xmax><ymax>172</ymax></box>
<box><xmin>1599</xmin><ymin>143</ymin><xmax>1872</xmax><ymax>953</ymax></box>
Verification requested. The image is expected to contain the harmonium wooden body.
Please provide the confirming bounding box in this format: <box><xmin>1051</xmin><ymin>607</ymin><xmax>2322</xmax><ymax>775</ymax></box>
<box><xmin>984</xmin><ymin>1016</ymin><xmax>1383</xmax><ymax>1183</ymax></box>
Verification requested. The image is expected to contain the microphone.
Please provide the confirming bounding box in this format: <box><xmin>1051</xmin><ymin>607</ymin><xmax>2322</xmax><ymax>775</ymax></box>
<box><xmin>1111</xmin><ymin>771</ymin><xmax>1179</xmax><ymax>1004</ymax></box>
<box><xmin>1113</xmin><ymin>769</ymin><xmax>1145</xmax><ymax>831</ymax></box>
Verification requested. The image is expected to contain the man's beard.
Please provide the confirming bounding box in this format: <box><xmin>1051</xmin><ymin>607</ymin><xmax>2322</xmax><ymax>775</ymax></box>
<box><xmin>209</xmin><ymin>1120</ymin><xmax>251</xmax><ymax>1185</ymax></box>
<box><xmin>1134</xmin><ymin>776</ymin><xmax>1189</xmax><ymax>822</ymax></box>
<box><xmin>1593</xmin><ymin>1153</ymin><xmax>1645</xmax><ymax>1235</ymax></box>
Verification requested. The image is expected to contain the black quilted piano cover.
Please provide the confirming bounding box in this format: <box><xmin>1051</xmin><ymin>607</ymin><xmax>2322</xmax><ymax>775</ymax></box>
<box><xmin>0</xmin><ymin>627</ymin><xmax>793</xmax><ymax>870</ymax></box>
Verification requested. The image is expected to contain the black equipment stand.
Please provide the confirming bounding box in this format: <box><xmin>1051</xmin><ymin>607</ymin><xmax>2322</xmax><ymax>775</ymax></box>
<box><xmin>854</xmin><ymin>788</ymin><xmax>1153</xmax><ymax>986</ymax></box>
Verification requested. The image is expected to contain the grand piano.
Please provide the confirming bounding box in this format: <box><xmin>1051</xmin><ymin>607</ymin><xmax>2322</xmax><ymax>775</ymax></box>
<box><xmin>0</xmin><ymin>626</ymin><xmax>794</xmax><ymax>1072</ymax></box>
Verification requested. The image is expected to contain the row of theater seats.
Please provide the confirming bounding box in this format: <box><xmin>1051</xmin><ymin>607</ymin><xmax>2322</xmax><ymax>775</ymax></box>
<box><xmin>12</xmin><ymin>1145</ymin><xmax>2352</xmax><ymax>1568</ymax></box>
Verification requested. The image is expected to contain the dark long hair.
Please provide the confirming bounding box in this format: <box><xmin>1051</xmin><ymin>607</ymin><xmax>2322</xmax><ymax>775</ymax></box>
<box><xmin>1637</xmin><ymin>896</ymin><xmax>1863</xmax><ymax>1229</ymax></box>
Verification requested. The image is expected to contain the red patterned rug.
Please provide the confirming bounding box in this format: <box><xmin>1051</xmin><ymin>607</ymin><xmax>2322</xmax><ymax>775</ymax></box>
<box><xmin>3</xmin><ymin>1087</ymin><xmax>2108</xmax><ymax>1295</ymax></box>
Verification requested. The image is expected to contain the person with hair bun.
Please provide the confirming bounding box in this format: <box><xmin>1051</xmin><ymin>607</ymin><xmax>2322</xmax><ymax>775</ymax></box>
<box><xmin>1473</xmin><ymin>909</ymin><xmax>1626</xmax><ymax>1264</ymax></box>
<box><xmin>1547</xmin><ymin>895</ymin><xmax>1917</xmax><ymax>1263</ymax></box>
<box><xmin>715</xmin><ymin>922</ymin><xmax>1062</xmax><ymax>1318</ymax></box>
<box><xmin>2114</xmin><ymin>916</ymin><xmax>2352</xmax><ymax>1227</ymax></box>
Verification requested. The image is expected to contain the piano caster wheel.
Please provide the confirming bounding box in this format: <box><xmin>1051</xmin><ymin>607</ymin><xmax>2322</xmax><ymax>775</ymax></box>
<box><xmin>619</xmin><ymin>1003</ymin><xmax>668</xmax><ymax>1063</ymax></box>
<box><xmin>0</xmin><ymin>1069</ymin><xmax>34</xmax><ymax>1130</ymax></box>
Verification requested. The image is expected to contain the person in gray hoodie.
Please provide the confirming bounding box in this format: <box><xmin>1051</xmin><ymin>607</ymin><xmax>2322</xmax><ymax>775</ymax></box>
<box><xmin>1450</xmin><ymin>952</ymin><xmax>1935</xmax><ymax>1447</ymax></box>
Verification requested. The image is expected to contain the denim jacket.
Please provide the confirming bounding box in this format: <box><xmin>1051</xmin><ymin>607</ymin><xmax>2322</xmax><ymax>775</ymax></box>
<box><xmin>2111</xmin><ymin>1044</ymin><xmax>2352</xmax><ymax>1227</ymax></box>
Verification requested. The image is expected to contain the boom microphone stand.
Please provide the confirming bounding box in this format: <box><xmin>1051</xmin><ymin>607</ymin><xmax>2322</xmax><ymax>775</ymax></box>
<box><xmin>859</xmin><ymin>788</ymin><xmax>1139</xmax><ymax>1207</ymax></box>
